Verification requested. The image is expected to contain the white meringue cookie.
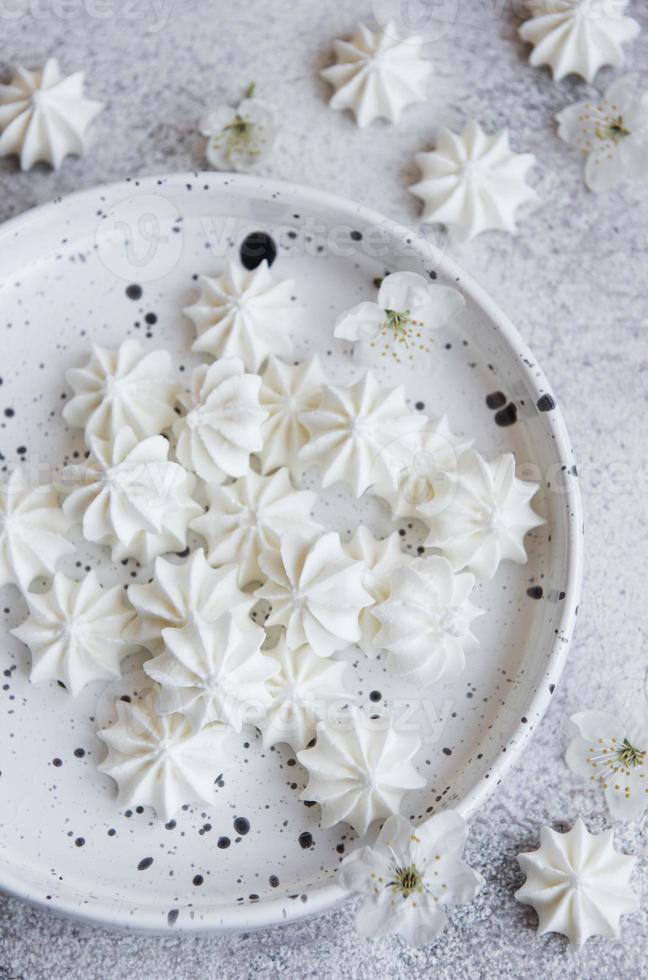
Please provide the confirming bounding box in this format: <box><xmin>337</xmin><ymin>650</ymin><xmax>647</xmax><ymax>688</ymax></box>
<box><xmin>519</xmin><ymin>0</ymin><xmax>640</xmax><ymax>84</ymax></box>
<box><xmin>255</xmin><ymin>531</ymin><xmax>373</xmax><ymax>658</ymax></box>
<box><xmin>144</xmin><ymin>612</ymin><xmax>277</xmax><ymax>733</ymax></box>
<box><xmin>258</xmin><ymin>356</ymin><xmax>327</xmax><ymax>478</ymax></box>
<box><xmin>515</xmin><ymin>819</ymin><xmax>639</xmax><ymax>949</ymax></box>
<box><xmin>297</xmin><ymin>705</ymin><xmax>426</xmax><ymax>835</ymax></box>
<box><xmin>373</xmin><ymin>557</ymin><xmax>482</xmax><ymax>685</ymax></box>
<box><xmin>190</xmin><ymin>468</ymin><xmax>322</xmax><ymax>587</ymax></box>
<box><xmin>333</xmin><ymin>272</ymin><xmax>465</xmax><ymax>364</ymax></box>
<box><xmin>0</xmin><ymin>468</ymin><xmax>74</xmax><ymax>591</ymax></box>
<box><xmin>0</xmin><ymin>58</ymin><xmax>102</xmax><ymax>170</ymax></box>
<box><xmin>299</xmin><ymin>371</ymin><xmax>427</xmax><ymax>497</ymax></box>
<box><xmin>411</xmin><ymin>121</ymin><xmax>538</xmax><ymax>242</ymax></box>
<box><xmin>62</xmin><ymin>426</ymin><xmax>200</xmax><ymax>555</ymax></box>
<box><xmin>97</xmin><ymin>690</ymin><xmax>232</xmax><ymax>820</ymax></box>
<box><xmin>343</xmin><ymin>527</ymin><xmax>411</xmax><ymax>657</ymax></box>
<box><xmin>259</xmin><ymin>639</ymin><xmax>351</xmax><ymax>751</ymax></box>
<box><xmin>125</xmin><ymin>550</ymin><xmax>255</xmax><ymax>654</ymax></box>
<box><xmin>372</xmin><ymin>416</ymin><xmax>472</xmax><ymax>519</ymax></box>
<box><xmin>419</xmin><ymin>450</ymin><xmax>543</xmax><ymax>580</ymax></box>
<box><xmin>12</xmin><ymin>570</ymin><xmax>137</xmax><ymax>696</ymax></box>
<box><xmin>185</xmin><ymin>260</ymin><xmax>301</xmax><ymax>373</ymax></box>
<box><xmin>321</xmin><ymin>22</ymin><xmax>431</xmax><ymax>127</ymax></box>
<box><xmin>63</xmin><ymin>340</ymin><xmax>178</xmax><ymax>442</ymax></box>
<box><xmin>173</xmin><ymin>358</ymin><xmax>267</xmax><ymax>484</ymax></box>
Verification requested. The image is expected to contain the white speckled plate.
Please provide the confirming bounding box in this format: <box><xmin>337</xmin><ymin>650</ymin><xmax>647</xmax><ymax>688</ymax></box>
<box><xmin>0</xmin><ymin>174</ymin><xmax>582</xmax><ymax>934</ymax></box>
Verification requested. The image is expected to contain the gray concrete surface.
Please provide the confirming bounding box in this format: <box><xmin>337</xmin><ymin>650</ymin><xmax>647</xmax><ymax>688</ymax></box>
<box><xmin>1</xmin><ymin>1</ymin><xmax>647</xmax><ymax>977</ymax></box>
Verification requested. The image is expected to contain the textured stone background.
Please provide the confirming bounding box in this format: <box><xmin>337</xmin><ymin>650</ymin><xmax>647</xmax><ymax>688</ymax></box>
<box><xmin>1</xmin><ymin>1</ymin><xmax>647</xmax><ymax>977</ymax></box>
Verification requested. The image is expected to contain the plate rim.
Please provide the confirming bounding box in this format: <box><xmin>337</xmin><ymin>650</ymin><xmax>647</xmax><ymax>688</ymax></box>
<box><xmin>0</xmin><ymin>170</ymin><xmax>583</xmax><ymax>935</ymax></box>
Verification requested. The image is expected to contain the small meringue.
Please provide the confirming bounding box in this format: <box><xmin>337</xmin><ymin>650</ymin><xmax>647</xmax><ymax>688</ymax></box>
<box><xmin>259</xmin><ymin>638</ymin><xmax>351</xmax><ymax>751</ymax></box>
<box><xmin>12</xmin><ymin>570</ymin><xmax>137</xmax><ymax>695</ymax></box>
<box><xmin>299</xmin><ymin>371</ymin><xmax>427</xmax><ymax>497</ymax></box>
<box><xmin>0</xmin><ymin>468</ymin><xmax>74</xmax><ymax>591</ymax></box>
<box><xmin>0</xmin><ymin>58</ymin><xmax>102</xmax><ymax>170</ymax></box>
<box><xmin>343</xmin><ymin>527</ymin><xmax>412</xmax><ymax>657</ymax></box>
<box><xmin>515</xmin><ymin>819</ymin><xmax>639</xmax><ymax>949</ymax></box>
<box><xmin>255</xmin><ymin>531</ymin><xmax>373</xmax><ymax>658</ymax></box>
<box><xmin>126</xmin><ymin>550</ymin><xmax>255</xmax><ymax>654</ymax></box>
<box><xmin>411</xmin><ymin>121</ymin><xmax>538</xmax><ymax>242</ymax></box>
<box><xmin>98</xmin><ymin>690</ymin><xmax>232</xmax><ymax>820</ymax></box>
<box><xmin>173</xmin><ymin>358</ymin><xmax>267</xmax><ymax>484</ymax></box>
<box><xmin>190</xmin><ymin>468</ymin><xmax>322</xmax><ymax>587</ymax></box>
<box><xmin>185</xmin><ymin>260</ymin><xmax>300</xmax><ymax>373</ymax></box>
<box><xmin>144</xmin><ymin>613</ymin><xmax>277</xmax><ymax>733</ymax></box>
<box><xmin>321</xmin><ymin>22</ymin><xmax>430</xmax><ymax>127</ymax></box>
<box><xmin>63</xmin><ymin>340</ymin><xmax>178</xmax><ymax>442</ymax></box>
<box><xmin>373</xmin><ymin>557</ymin><xmax>482</xmax><ymax>684</ymax></box>
<box><xmin>62</xmin><ymin>426</ymin><xmax>200</xmax><ymax>557</ymax></box>
<box><xmin>419</xmin><ymin>449</ymin><xmax>543</xmax><ymax>579</ymax></box>
<box><xmin>519</xmin><ymin>0</ymin><xmax>640</xmax><ymax>84</ymax></box>
<box><xmin>297</xmin><ymin>705</ymin><xmax>425</xmax><ymax>835</ymax></box>
<box><xmin>258</xmin><ymin>356</ymin><xmax>327</xmax><ymax>478</ymax></box>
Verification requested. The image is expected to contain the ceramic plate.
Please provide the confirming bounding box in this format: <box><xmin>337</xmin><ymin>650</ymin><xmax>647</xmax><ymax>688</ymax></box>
<box><xmin>0</xmin><ymin>173</ymin><xmax>582</xmax><ymax>934</ymax></box>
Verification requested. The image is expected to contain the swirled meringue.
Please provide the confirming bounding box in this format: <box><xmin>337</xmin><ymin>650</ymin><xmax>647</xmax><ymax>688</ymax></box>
<box><xmin>259</xmin><ymin>638</ymin><xmax>351</xmax><ymax>751</ymax></box>
<box><xmin>373</xmin><ymin>557</ymin><xmax>482</xmax><ymax>684</ymax></box>
<box><xmin>185</xmin><ymin>261</ymin><xmax>300</xmax><ymax>372</ymax></box>
<box><xmin>515</xmin><ymin>819</ymin><xmax>639</xmax><ymax>949</ymax></box>
<box><xmin>343</xmin><ymin>527</ymin><xmax>411</xmax><ymax>657</ymax></box>
<box><xmin>333</xmin><ymin>272</ymin><xmax>465</xmax><ymax>364</ymax></box>
<box><xmin>419</xmin><ymin>450</ymin><xmax>543</xmax><ymax>580</ymax></box>
<box><xmin>126</xmin><ymin>550</ymin><xmax>255</xmax><ymax>654</ymax></box>
<box><xmin>97</xmin><ymin>690</ymin><xmax>232</xmax><ymax>820</ymax></box>
<box><xmin>63</xmin><ymin>340</ymin><xmax>178</xmax><ymax>442</ymax></box>
<box><xmin>321</xmin><ymin>22</ymin><xmax>430</xmax><ymax>127</ymax></box>
<box><xmin>12</xmin><ymin>570</ymin><xmax>137</xmax><ymax>695</ymax></box>
<box><xmin>258</xmin><ymin>356</ymin><xmax>327</xmax><ymax>478</ymax></box>
<box><xmin>297</xmin><ymin>705</ymin><xmax>425</xmax><ymax>835</ymax></box>
<box><xmin>519</xmin><ymin>0</ymin><xmax>640</xmax><ymax>84</ymax></box>
<box><xmin>372</xmin><ymin>416</ymin><xmax>472</xmax><ymax>519</ymax></box>
<box><xmin>0</xmin><ymin>58</ymin><xmax>102</xmax><ymax>170</ymax></box>
<box><xmin>173</xmin><ymin>358</ymin><xmax>267</xmax><ymax>484</ymax></box>
<box><xmin>144</xmin><ymin>613</ymin><xmax>277</xmax><ymax>733</ymax></box>
<box><xmin>255</xmin><ymin>531</ymin><xmax>373</xmax><ymax>658</ymax></box>
<box><xmin>190</xmin><ymin>468</ymin><xmax>321</xmax><ymax>587</ymax></box>
<box><xmin>0</xmin><ymin>468</ymin><xmax>74</xmax><ymax>591</ymax></box>
<box><xmin>299</xmin><ymin>371</ymin><xmax>427</xmax><ymax>497</ymax></box>
<box><xmin>410</xmin><ymin>121</ymin><xmax>538</xmax><ymax>242</ymax></box>
<box><xmin>62</xmin><ymin>426</ymin><xmax>200</xmax><ymax>556</ymax></box>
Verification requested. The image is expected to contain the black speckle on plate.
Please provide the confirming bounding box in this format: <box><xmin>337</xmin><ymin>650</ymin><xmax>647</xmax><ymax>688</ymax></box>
<box><xmin>240</xmin><ymin>231</ymin><xmax>277</xmax><ymax>270</ymax></box>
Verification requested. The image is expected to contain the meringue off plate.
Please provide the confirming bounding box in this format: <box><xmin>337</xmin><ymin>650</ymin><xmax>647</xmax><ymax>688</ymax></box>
<box><xmin>0</xmin><ymin>174</ymin><xmax>582</xmax><ymax>934</ymax></box>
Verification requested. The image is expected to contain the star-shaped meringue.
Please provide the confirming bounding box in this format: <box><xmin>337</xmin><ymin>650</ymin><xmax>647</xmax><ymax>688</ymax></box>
<box><xmin>297</xmin><ymin>705</ymin><xmax>425</xmax><ymax>835</ymax></box>
<box><xmin>63</xmin><ymin>340</ymin><xmax>178</xmax><ymax>442</ymax></box>
<box><xmin>299</xmin><ymin>371</ymin><xmax>426</xmax><ymax>497</ymax></box>
<box><xmin>519</xmin><ymin>0</ymin><xmax>640</xmax><ymax>84</ymax></box>
<box><xmin>184</xmin><ymin>260</ymin><xmax>300</xmax><ymax>373</ymax></box>
<box><xmin>190</xmin><ymin>468</ymin><xmax>321</xmax><ymax>587</ymax></box>
<box><xmin>12</xmin><ymin>570</ymin><xmax>137</xmax><ymax>695</ymax></box>
<box><xmin>515</xmin><ymin>819</ymin><xmax>639</xmax><ymax>949</ymax></box>
<box><xmin>411</xmin><ymin>121</ymin><xmax>538</xmax><ymax>242</ymax></box>
<box><xmin>0</xmin><ymin>468</ymin><xmax>74</xmax><ymax>591</ymax></box>
<box><xmin>258</xmin><ymin>356</ymin><xmax>327</xmax><ymax>478</ymax></box>
<box><xmin>0</xmin><ymin>58</ymin><xmax>102</xmax><ymax>170</ymax></box>
<box><xmin>97</xmin><ymin>690</ymin><xmax>232</xmax><ymax>820</ymax></box>
<box><xmin>321</xmin><ymin>22</ymin><xmax>431</xmax><ymax>127</ymax></box>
